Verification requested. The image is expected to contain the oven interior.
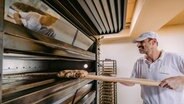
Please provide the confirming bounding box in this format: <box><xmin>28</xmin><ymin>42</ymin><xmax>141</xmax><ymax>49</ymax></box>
<box><xmin>1</xmin><ymin>0</ymin><xmax>100</xmax><ymax>104</ymax></box>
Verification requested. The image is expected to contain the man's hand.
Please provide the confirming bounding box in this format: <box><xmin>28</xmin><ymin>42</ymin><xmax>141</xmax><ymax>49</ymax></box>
<box><xmin>159</xmin><ymin>76</ymin><xmax>184</xmax><ymax>90</ymax></box>
<box><xmin>13</xmin><ymin>13</ymin><xmax>22</xmax><ymax>25</ymax></box>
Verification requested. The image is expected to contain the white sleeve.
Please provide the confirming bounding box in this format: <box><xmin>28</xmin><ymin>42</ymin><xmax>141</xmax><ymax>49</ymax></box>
<box><xmin>178</xmin><ymin>55</ymin><xmax>184</xmax><ymax>74</ymax></box>
<box><xmin>21</xmin><ymin>19</ymin><xmax>28</xmax><ymax>27</ymax></box>
<box><xmin>131</xmin><ymin>61</ymin><xmax>139</xmax><ymax>78</ymax></box>
<box><xmin>18</xmin><ymin>12</ymin><xmax>29</xmax><ymax>27</ymax></box>
<box><xmin>19</xmin><ymin>11</ymin><xmax>29</xmax><ymax>19</ymax></box>
<box><xmin>8</xmin><ymin>8</ymin><xmax>17</xmax><ymax>18</ymax></box>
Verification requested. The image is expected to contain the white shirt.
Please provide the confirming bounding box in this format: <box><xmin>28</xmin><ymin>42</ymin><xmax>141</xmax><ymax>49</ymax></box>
<box><xmin>131</xmin><ymin>51</ymin><xmax>184</xmax><ymax>104</ymax></box>
<box><xmin>19</xmin><ymin>11</ymin><xmax>42</xmax><ymax>32</ymax></box>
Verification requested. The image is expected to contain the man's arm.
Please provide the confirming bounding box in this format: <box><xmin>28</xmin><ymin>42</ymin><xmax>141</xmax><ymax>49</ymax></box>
<box><xmin>13</xmin><ymin>12</ymin><xmax>23</xmax><ymax>25</ymax></box>
<box><xmin>159</xmin><ymin>76</ymin><xmax>184</xmax><ymax>90</ymax></box>
<box><xmin>160</xmin><ymin>55</ymin><xmax>184</xmax><ymax>90</ymax></box>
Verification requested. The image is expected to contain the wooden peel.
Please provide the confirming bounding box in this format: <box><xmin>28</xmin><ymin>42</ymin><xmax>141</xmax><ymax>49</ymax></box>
<box><xmin>84</xmin><ymin>75</ymin><xmax>160</xmax><ymax>86</ymax></box>
<box><xmin>57</xmin><ymin>70</ymin><xmax>160</xmax><ymax>86</ymax></box>
<box><xmin>3</xmin><ymin>70</ymin><xmax>160</xmax><ymax>86</ymax></box>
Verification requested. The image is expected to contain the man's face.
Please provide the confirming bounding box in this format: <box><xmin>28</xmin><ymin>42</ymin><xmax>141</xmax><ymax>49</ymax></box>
<box><xmin>136</xmin><ymin>38</ymin><xmax>154</xmax><ymax>54</ymax></box>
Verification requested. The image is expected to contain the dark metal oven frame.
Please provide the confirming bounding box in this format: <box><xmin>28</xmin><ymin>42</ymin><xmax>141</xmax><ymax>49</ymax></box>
<box><xmin>0</xmin><ymin>0</ymin><xmax>99</xmax><ymax>103</ymax></box>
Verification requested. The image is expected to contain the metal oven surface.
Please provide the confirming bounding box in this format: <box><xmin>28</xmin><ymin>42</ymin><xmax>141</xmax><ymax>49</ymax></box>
<box><xmin>1</xmin><ymin>0</ymin><xmax>99</xmax><ymax>103</ymax></box>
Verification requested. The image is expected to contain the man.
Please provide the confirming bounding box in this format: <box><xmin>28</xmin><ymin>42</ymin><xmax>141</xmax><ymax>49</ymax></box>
<box><xmin>122</xmin><ymin>32</ymin><xmax>184</xmax><ymax>104</ymax></box>
<box><xmin>10</xmin><ymin>3</ymin><xmax>57</xmax><ymax>38</ymax></box>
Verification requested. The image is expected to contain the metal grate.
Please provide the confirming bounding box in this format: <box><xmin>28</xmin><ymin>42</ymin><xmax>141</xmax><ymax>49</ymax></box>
<box><xmin>43</xmin><ymin>0</ymin><xmax>127</xmax><ymax>35</ymax></box>
<box><xmin>99</xmin><ymin>59</ymin><xmax>117</xmax><ymax>104</ymax></box>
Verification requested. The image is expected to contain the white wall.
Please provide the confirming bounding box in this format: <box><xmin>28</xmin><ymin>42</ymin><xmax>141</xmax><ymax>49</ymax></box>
<box><xmin>100</xmin><ymin>24</ymin><xmax>184</xmax><ymax>104</ymax></box>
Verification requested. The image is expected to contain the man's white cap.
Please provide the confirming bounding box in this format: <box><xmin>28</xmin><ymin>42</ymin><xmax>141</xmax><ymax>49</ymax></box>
<box><xmin>133</xmin><ymin>32</ymin><xmax>159</xmax><ymax>43</ymax></box>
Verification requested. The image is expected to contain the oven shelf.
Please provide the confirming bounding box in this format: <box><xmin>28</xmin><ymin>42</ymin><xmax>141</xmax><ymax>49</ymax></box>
<box><xmin>4</xmin><ymin>21</ymin><xmax>96</xmax><ymax>60</ymax></box>
<box><xmin>2</xmin><ymin>79</ymin><xmax>94</xmax><ymax>104</ymax></box>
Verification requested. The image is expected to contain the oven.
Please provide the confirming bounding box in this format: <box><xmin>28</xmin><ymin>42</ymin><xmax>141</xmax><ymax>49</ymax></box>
<box><xmin>0</xmin><ymin>0</ymin><xmax>100</xmax><ymax>104</ymax></box>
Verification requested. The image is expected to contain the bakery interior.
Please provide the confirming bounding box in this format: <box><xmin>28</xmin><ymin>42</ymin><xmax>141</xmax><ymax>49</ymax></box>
<box><xmin>1</xmin><ymin>0</ymin><xmax>184</xmax><ymax>104</ymax></box>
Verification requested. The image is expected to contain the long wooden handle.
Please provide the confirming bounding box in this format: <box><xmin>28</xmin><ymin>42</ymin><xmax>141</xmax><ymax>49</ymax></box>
<box><xmin>84</xmin><ymin>75</ymin><xmax>160</xmax><ymax>86</ymax></box>
<box><xmin>5</xmin><ymin>72</ymin><xmax>160</xmax><ymax>86</ymax></box>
